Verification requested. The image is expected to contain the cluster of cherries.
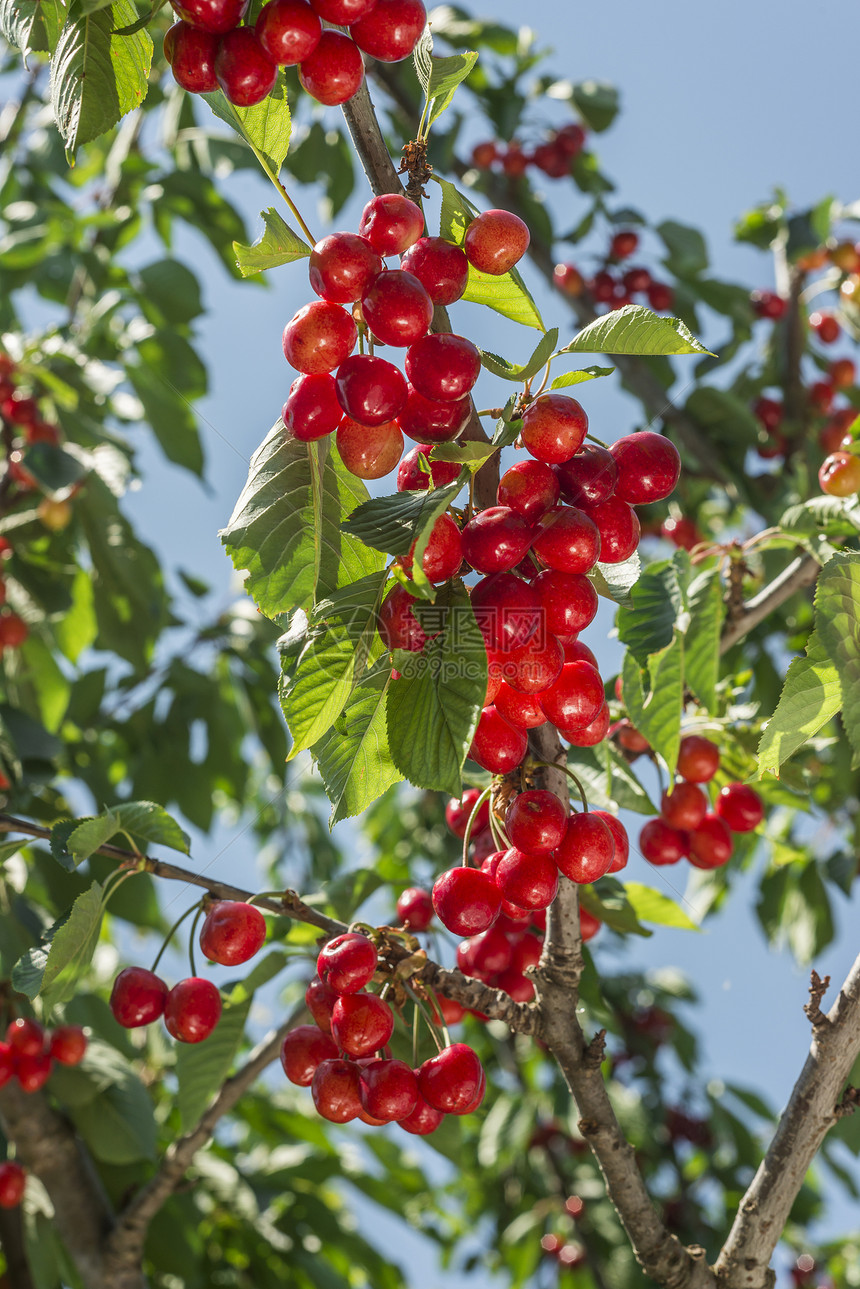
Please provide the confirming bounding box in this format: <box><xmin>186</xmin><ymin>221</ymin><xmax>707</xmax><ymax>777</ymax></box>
<box><xmin>470</xmin><ymin>121</ymin><xmax>587</xmax><ymax>181</ymax></box>
<box><xmin>164</xmin><ymin>0</ymin><xmax>425</xmax><ymax>108</ymax></box>
<box><xmin>553</xmin><ymin>229</ymin><xmax>675</xmax><ymax>315</ymax></box>
<box><xmin>281</xmin><ymin>931</ymin><xmax>485</xmax><ymax>1133</ymax></box>
<box><xmin>0</xmin><ymin>1017</ymin><xmax>88</xmax><ymax>1095</ymax></box>
<box><xmin>280</xmin><ymin>191</ymin><xmax>530</xmax><ymax>479</ymax></box>
<box><xmin>108</xmin><ymin>899</ymin><xmax>266</xmax><ymax>1043</ymax></box>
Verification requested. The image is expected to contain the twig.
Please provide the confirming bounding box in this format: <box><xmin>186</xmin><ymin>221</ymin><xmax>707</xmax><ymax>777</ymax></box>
<box><xmin>718</xmin><ymin>553</ymin><xmax>820</xmax><ymax>654</ymax></box>
<box><xmin>804</xmin><ymin>969</ymin><xmax>830</xmax><ymax>1029</ymax></box>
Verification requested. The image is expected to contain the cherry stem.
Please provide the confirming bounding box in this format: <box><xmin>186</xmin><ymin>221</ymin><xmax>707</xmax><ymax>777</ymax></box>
<box><xmin>187</xmin><ymin>907</ymin><xmax>203</xmax><ymax>977</ymax></box>
<box><xmin>488</xmin><ymin>806</ymin><xmax>510</xmax><ymax>853</ymax></box>
<box><xmin>531</xmin><ymin>360</ymin><xmax>553</xmax><ymax>400</ymax></box>
<box><xmin>99</xmin><ymin>866</ymin><xmax>139</xmax><ymax>910</ymax></box>
<box><xmin>585</xmin><ymin>431</ymin><xmax>610</xmax><ymax>449</ymax></box>
<box><xmin>246</xmin><ymin>890</ymin><xmax>284</xmax><ymax>907</ymax></box>
<box><xmin>226</xmin><ymin>99</ymin><xmax>316</xmax><ymax>247</ymax></box>
<box><xmin>460</xmin><ymin>784</ymin><xmax>494</xmax><ymax>866</ymax></box>
<box><xmin>531</xmin><ymin>759</ymin><xmax>588</xmax><ymax>813</ymax></box>
<box><xmin>150</xmin><ymin>902</ymin><xmax>200</xmax><ymax>974</ymax></box>
<box><xmin>405</xmin><ymin>985</ymin><xmax>445</xmax><ymax>1052</ymax></box>
<box><xmin>411</xmin><ymin>1002</ymin><xmax>419</xmax><ymax>1068</ymax></box>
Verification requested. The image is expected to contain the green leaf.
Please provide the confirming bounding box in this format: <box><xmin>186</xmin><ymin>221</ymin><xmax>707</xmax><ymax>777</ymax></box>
<box><xmin>176</xmin><ymin>995</ymin><xmax>250</xmax><ymax>1133</ymax></box>
<box><xmin>12</xmin><ymin>882</ymin><xmax>104</xmax><ymax>1007</ymax></box>
<box><xmin>589</xmin><ymin>552</ymin><xmax>641</xmax><ymax>608</ymax></box>
<box><xmin>685</xmin><ymin>567</ymin><xmax>725</xmax><ymax>711</ymax></box>
<box><xmin>386</xmin><ymin>582</ymin><xmax>486</xmax><ymax>794</ymax></box>
<box><xmin>67</xmin><ymin>812</ymin><xmax>121</xmax><ymax>864</ymax></box>
<box><xmin>571</xmin><ymin>79</ymin><xmax>619</xmax><ymax>132</ymax></box>
<box><xmin>423</xmin><ymin>50</ymin><xmax>479</xmax><ymax>127</ymax></box>
<box><xmin>233</xmin><ymin>208</ymin><xmax>312</xmax><ymax>277</ymax></box>
<box><xmin>112</xmin><ymin>802</ymin><xmax>191</xmax><ymax>855</ymax></box>
<box><xmin>55</xmin><ymin>567</ymin><xmax>98</xmax><ymax>664</ymax></box>
<box><xmin>657</xmin><ymin>220</ymin><xmax>709</xmax><ymax>278</ymax></box>
<box><xmin>622</xmin><ymin>634</ymin><xmax>684</xmax><ymax>776</ymax></box>
<box><xmin>202</xmin><ymin>80</ymin><xmax>292</xmax><ymax>174</ymax></box>
<box><xmin>20</xmin><ymin>444</ymin><xmax>87</xmax><ymax>495</ymax></box>
<box><xmin>757</xmin><ymin>629</ymin><xmax>842</xmax><ymax>778</ymax></box>
<box><xmin>479</xmin><ymin>329</ymin><xmax>558</xmax><ymax>382</ymax></box>
<box><xmin>549</xmin><ymin>365</ymin><xmax>614</xmax><ymax>390</ymax></box>
<box><xmin>322</xmin><ymin>868</ymin><xmax>385</xmax><ymax>922</ymax></box>
<box><xmin>341</xmin><ymin>481</ymin><xmax>462</xmax><ymax>558</ymax></box>
<box><xmin>50</xmin><ymin>0</ymin><xmax>153</xmax><ymax>155</ymax></box>
<box><xmin>560</xmin><ymin>304</ymin><xmax>712</xmax><ymax>357</ymax></box>
<box><xmin>780</xmin><ymin>494</ymin><xmax>860</xmax><ymax>541</ymax></box>
<box><xmin>429</xmin><ymin>440</ymin><xmax>496</xmax><ymax>471</ymax></box>
<box><xmin>221</xmin><ymin>427</ymin><xmax>382</xmax><ymax>617</ymax></box>
<box><xmin>69</xmin><ymin>1055</ymin><xmax>157</xmax><ymax>1163</ymax></box>
<box><xmin>136</xmin><ymin>259</ymin><xmax>203</xmax><ymax>325</ymax></box>
<box><xmin>813</xmin><ymin>552</ymin><xmax>860</xmax><ymax>762</ymax></box>
<box><xmin>436</xmin><ymin>177</ymin><xmax>544</xmax><ymax>330</ymax></box>
<box><xmin>1</xmin><ymin>0</ymin><xmax>64</xmax><ymax>52</ymax></box>
<box><xmin>616</xmin><ymin>558</ymin><xmax>685</xmax><ymax>664</ymax></box>
<box><xmin>579</xmin><ymin>880</ymin><xmax>649</xmax><ymax>938</ymax></box>
<box><xmin>312</xmin><ymin>665</ymin><xmax>402</xmax><ymax>827</ymax></box>
<box><xmin>624</xmin><ymin>882</ymin><xmax>699</xmax><ymax>931</ymax></box>
<box><xmin>568</xmin><ymin>743</ymin><xmax>655</xmax><ymax>815</ymax></box>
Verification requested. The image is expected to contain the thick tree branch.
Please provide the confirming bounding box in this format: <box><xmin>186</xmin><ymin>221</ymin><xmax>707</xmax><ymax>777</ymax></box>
<box><xmin>714</xmin><ymin>951</ymin><xmax>860</xmax><ymax>1289</ymax></box>
<box><xmin>718</xmin><ymin>552</ymin><xmax>820</xmax><ymax>654</ymax></box>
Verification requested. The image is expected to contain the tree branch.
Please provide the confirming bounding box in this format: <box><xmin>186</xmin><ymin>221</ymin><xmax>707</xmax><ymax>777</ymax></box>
<box><xmin>0</xmin><ymin>1203</ymin><xmax>35</xmax><ymax>1289</ymax></box>
<box><xmin>718</xmin><ymin>552</ymin><xmax>820</xmax><ymax>654</ymax></box>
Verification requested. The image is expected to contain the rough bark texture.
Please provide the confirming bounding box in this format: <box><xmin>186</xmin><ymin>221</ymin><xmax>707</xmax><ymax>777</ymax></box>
<box><xmin>719</xmin><ymin>553</ymin><xmax>820</xmax><ymax>654</ymax></box>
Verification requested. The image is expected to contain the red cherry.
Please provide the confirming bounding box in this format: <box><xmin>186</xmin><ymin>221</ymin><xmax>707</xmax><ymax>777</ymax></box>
<box><xmin>169</xmin><ymin>0</ymin><xmax>243</xmax><ymax>32</ymax></box>
<box><xmin>622</xmin><ymin>266</ymin><xmax>652</xmax><ymax>293</ymax></box>
<box><xmin>610</xmin><ymin>230</ymin><xmax>638</xmax><ymax>259</ymax></box>
<box><xmin>400</xmin><ymin>236</ymin><xmax>469</xmax><ymax>306</ymax></box>
<box><xmin>298</xmin><ymin>29</ymin><xmax>364</xmax><ymax>103</ymax></box>
<box><xmin>282</xmin><ymin>300</ymin><xmax>357</xmax><ymax>374</ymax></box>
<box><xmin>361</xmin><ymin>269</ymin><xmax>434</xmax><ymax>347</ymax></box>
<box><xmin>399</xmin><ymin>1094</ymin><xmax>445</xmax><ymax>1135</ymax></box>
<box><xmin>494</xmin><ymin>848</ymin><xmax>559</xmax><ymax>911</ymax></box>
<box><xmin>581</xmin><ymin>496</ymin><xmax>640</xmax><ymax>563</ymax></box>
<box><xmin>378</xmin><ymin>584</ymin><xmax>426</xmax><ymax>652</ymax></box>
<box><xmin>501</xmin><ymin>144</ymin><xmax>529</xmax><ymax>177</ymax></box>
<box><xmin>505</xmin><ymin>790</ymin><xmax>567</xmax><ymax>854</ymax></box>
<box><xmin>580</xmin><ymin>907</ymin><xmax>601</xmax><ymax>942</ymax></box>
<box><xmin>280</xmin><ymin>1024</ymin><xmax>338</xmax><ymax>1085</ymax></box>
<box><xmin>396</xmin><ymin>886</ymin><xmax>434</xmax><ymax>929</ymax></box>
<box><xmin>199</xmin><ymin>900</ymin><xmax>266</xmax><ymax>966</ymax></box>
<box><xmin>336</xmin><ymin>416</ymin><xmax>403</xmax><ymax>479</ymax></box>
<box><xmin>610</xmin><ymin>432</ymin><xmax>681</xmax><ymax>504</ymax></box>
<box><xmin>750</xmin><ymin>289</ymin><xmax>786</xmax><ymax>320</ymax></box>
<box><xmin>331</xmin><ymin>992</ymin><xmax>394</xmax><ymax>1057</ymax></box>
<box><xmin>48</xmin><ymin>1025</ymin><xmax>87</xmax><ymax>1066</ymax></box>
<box><xmin>830</xmin><ymin>357</ymin><xmax>856</xmax><ymax>389</ymax></box>
<box><xmin>397</xmin><ymin>443</ymin><xmax>461</xmax><ymax>491</ymax></box>
<box><xmin>565</xmin><ymin>639</ymin><xmax>598</xmax><ymax>667</ymax></box>
<box><xmin>521</xmin><ymin>394</ymin><xmax>588</xmax><ymax>465</ymax></box>
<box><xmin>538</xmin><ymin>660</ymin><xmax>604</xmax><ymax>730</ymax></box>
<box><xmin>639</xmin><ymin>819</ymin><xmax>687</xmax><ymax>865</ymax></box>
<box><xmin>164</xmin><ymin>978</ymin><xmax>222</xmax><ymax>1043</ymax></box>
<box><xmin>305</xmin><ymin>976</ymin><xmax>339</xmax><ymax>1032</ymax></box>
<box><xmin>592</xmin><ymin>811</ymin><xmax>629</xmax><ymax>873</ymax></box>
<box><xmin>166</xmin><ymin>22</ymin><xmax>219</xmax><ymax>92</ymax></box>
<box><xmin>401</xmin><ymin>511</ymin><xmax>462</xmax><ymax>583</ymax></box>
<box><xmin>810</xmin><ymin>311</ymin><xmax>840</xmax><ymax>344</ymax></box>
<box><xmin>418</xmin><ymin>1043</ymin><xmax>484</xmax><ymax>1114</ymax></box>
<box><xmin>554</xmin><ymin>263</ymin><xmax>585</xmax><ymax>295</ymax></box>
<box><xmin>282</xmin><ymin>372</ymin><xmax>341</xmax><ymax>442</ymax></box>
<box><xmin>215</xmin><ymin>29</ymin><xmax>278</xmax><ymax>107</ymax></box>
<box><xmin>6</xmin><ymin>1018</ymin><xmax>44</xmax><ymax>1057</ymax></box>
<box><xmin>110</xmin><ymin>967</ymin><xmax>169</xmax><ymax>1028</ymax></box>
<box><xmin>660</xmin><ymin>782</ymin><xmax>708</xmax><ymax>831</ymax></box>
<box><xmin>715</xmin><ymin>783</ymin><xmax>764</xmax><ymax>832</ymax></box>
<box><xmin>349</xmin><ymin>0</ymin><xmax>426</xmax><ymax>61</ymax></box>
<box><xmin>555</xmin><ymin>444</ymin><xmax>617</xmax><ymax>506</ymax></box>
<box><xmin>457</xmin><ymin>927</ymin><xmax>513</xmax><ymax>979</ymax></box>
<box><xmin>809</xmin><ymin>380</ymin><xmax>835</xmax><ymax>414</ymax></box>
<box><xmin>359</xmin><ymin>1058</ymin><xmax>419</xmax><ymax>1122</ymax></box>
<box><xmin>590</xmin><ymin>270</ymin><xmax>617</xmax><ymax>303</ymax></box>
<box><xmin>461</xmin><ymin>506</ymin><xmax>535</xmax><ymax>575</ymax></box>
<box><xmin>469</xmin><ymin>704</ymin><xmax>528</xmax><ymax>773</ymax></box>
<box><xmin>533</xmin><ymin>570</ymin><xmax>598</xmax><ymax>637</ymax></box>
<box><xmin>405</xmin><ymin>334</ymin><xmax>480</xmax><ymax>402</ymax></box>
<box><xmin>396</xmin><ymin>385</ymin><xmax>470</xmax><ymax>445</ymax></box>
<box><xmin>312</xmin><ymin>1057</ymin><xmax>363</xmax><ymax>1122</ymax></box>
<box><xmin>463</xmin><ymin>210</ymin><xmax>530</xmax><ymax>276</ymax></box>
<box><xmin>662</xmin><ymin>516</ymin><xmax>702</xmax><ymax>551</ymax></box>
<box><xmin>494</xmin><ymin>681</ymin><xmax>546</xmax><ymax>729</ymax></box>
<box><xmin>256</xmin><ymin>0</ymin><xmax>320</xmax><ymax>63</ymax></box>
<box><xmin>497</xmin><ymin>460</ymin><xmax>560</xmax><ymax>522</ymax></box>
<box><xmin>561</xmin><ymin>700</ymin><xmax>610</xmax><ymax>748</ymax></box>
<box><xmin>309</xmin><ymin>0</ymin><xmax>375</xmax><ymax>19</ymax></box>
<box><xmin>646</xmin><ymin>282</ymin><xmax>674</xmax><ymax>311</ymax></box>
<box><xmin>511</xmin><ymin>932</ymin><xmax>542</xmax><ymax>975</ymax></box>
<box><xmin>359</xmin><ymin>194</ymin><xmax>424</xmax><ymax>257</ymax></box>
<box><xmin>753</xmin><ymin>396</ymin><xmax>783</xmax><ymax>432</ymax></box>
<box><xmin>677</xmin><ymin>734</ymin><xmax>720</xmax><ymax>783</ymax></box>
<box><xmin>0</xmin><ymin>1161</ymin><xmax>25</xmax><ymax>1208</ymax></box>
<box><xmin>470</xmin><ymin>573</ymin><xmax>541</xmax><ymax>652</ymax></box>
<box><xmin>445</xmin><ymin>787</ymin><xmax>490</xmax><ymax>838</ymax></box>
<box><xmin>819</xmin><ymin>451</ymin><xmax>860</xmax><ymax>497</ymax></box>
<box><xmin>309</xmin><ymin>233</ymin><xmax>382</xmax><ymax>304</ymax></box>
<box><xmin>554</xmin><ymin>813</ymin><xmax>614</xmax><ymax>883</ymax></box>
<box><xmin>532</xmin><ymin>506</ymin><xmax>601</xmax><ymax>574</ymax></box>
<box><xmin>317</xmin><ymin>932</ymin><xmax>377</xmax><ymax>995</ymax></box>
<box><xmin>0</xmin><ymin>613</ymin><xmax>28</xmax><ymax>648</ymax></box>
<box><xmin>688</xmin><ymin>814</ymin><xmax>733</xmax><ymax>868</ymax></box>
<box><xmin>432</xmin><ymin>866</ymin><xmax>501</xmax><ymax>935</ymax></box>
<box><xmin>16</xmin><ymin>1052</ymin><xmax>53</xmax><ymax>1093</ymax></box>
<box><xmin>335</xmin><ymin>354</ymin><xmax>408</xmax><ymax>426</ymax></box>
<box><xmin>614</xmin><ymin>719</ymin><xmax>650</xmax><ymax>754</ymax></box>
<box><xmin>501</xmin><ymin>630</ymin><xmax>564</xmax><ymax>695</ymax></box>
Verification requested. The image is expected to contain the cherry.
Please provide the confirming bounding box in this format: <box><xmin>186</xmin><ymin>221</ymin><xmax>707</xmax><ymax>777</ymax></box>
<box><xmin>317</xmin><ymin>932</ymin><xmax>377</xmax><ymax>994</ymax></box>
<box><xmin>532</xmin><ymin>506</ymin><xmax>601</xmax><ymax>574</ymax></box>
<box><xmin>749</xmin><ymin>289</ymin><xmax>786</xmax><ymax>320</ymax></box>
<box><xmin>753</xmin><ymin>396</ymin><xmax>783</xmax><ymax>432</ymax></box>
<box><xmin>0</xmin><ymin>1162</ymin><xmax>26</xmax><ymax>1209</ymax></box>
<box><xmin>521</xmin><ymin>394</ymin><xmax>588</xmax><ymax>466</ymax></box>
<box><xmin>280</xmin><ymin>1024</ymin><xmax>338</xmax><ymax>1085</ymax></box>
<box><xmin>397</xmin><ymin>386</ymin><xmax>471</xmax><ymax>444</ymax></box>
<box><xmin>555</xmin><ymin>443</ymin><xmax>616</xmax><ymax>506</ymax></box>
<box><xmin>830</xmin><ymin>357</ymin><xmax>856</xmax><ymax>388</ymax></box>
<box><xmin>169</xmin><ymin>0</ymin><xmax>243</xmax><ymax>32</ymax></box>
<box><xmin>614</xmin><ymin>719</ymin><xmax>649</xmax><ymax>755</ymax></box>
<box><xmin>309</xmin><ymin>0</ymin><xmax>375</xmax><ymax>19</ymax></box>
<box><xmin>361</xmin><ymin>269</ymin><xmax>433</xmax><ymax>347</ymax></box>
<box><xmin>282</xmin><ymin>301</ymin><xmax>356</xmax><ymax>375</ymax></box>
<box><xmin>298</xmin><ymin>29</ymin><xmax>364</xmax><ymax>104</ymax></box>
<box><xmin>647</xmin><ymin>282</ymin><xmax>674</xmax><ymax>311</ymax></box>
<box><xmin>506</xmin><ymin>790</ymin><xmax>567</xmax><ymax>854</ymax></box>
<box><xmin>592</xmin><ymin>811</ymin><xmax>629</xmax><ymax>873</ymax></box>
<box><xmin>335</xmin><ymin>354</ymin><xmax>408</xmax><ymax>425</ymax></box>
<box><xmin>561</xmin><ymin>700</ymin><xmax>610</xmax><ymax>747</ymax></box>
<box><xmin>539</xmin><ymin>660</ymin><xmax>604</xmax><ymax>730</ymax></box>
<box><xmin>590</xmin><ymin>270</ymin><xmax>616</xmax><ymax>303</ymax></box>
<box><xmin>531</xmin><ymin>570</ymin><xmax>596</xmax><ymax>639</ymax></box>
<box><xmin>349</xmin><ymin>0</ymin><xmax>426</xmax><ymax>62</ymax></box>
<box><xmin>405</xmin><ymin>512</ymin><xmax>463</xmax><ymax>583</ymax></box>
<box><xmin>469</xmin><ymin>704</ymin><xmax>528</xmax><ymax>773</ymax></box>
<box><xmin>677</xmin><ymin>734</ymin><xmax>720</xmax><ymax>783</ymax></box>
<box><xmin>331</xmin><ymin>992</ymin><xmax>394</xmax><ymax>1057</ymax></box>
<box><xmin>282</xmin><ymin>372</ymin><xmax>342</xmax><ymax>442</ymax></box>
<box><xmin>497</xmin><ymin>460</ymin><xmax>560</xmax><ymax>522</ymax></box>
<box><xmin>445</xmin><ymin>787</ymin><xmax>490</xmax><ymax>838</ymax></box>
<box><xmin>819</xmin><ymin>451</ymin><xmax>860</xmax><ymax>497</ymax></box>
<box><xmin>511</xmin><ymin>932</ymin><xmax>542</xmax><ymax>975</ymax></box>
<box><xmin>556</xmin><ymin>122</ymin><xmax>586</xmax><ymax>155</ymax></box>
<box><xmin>48</xmin><ymin>1025</ymin><xmax>87</xmax><ymax>1066</ymax></box>
<box><xmin>458</xmin><ymin>927</ymin><xmax>513</xmax><ymax>978</ymax></box>
<box><xmin>17</xmin><ymin>1052</ymin><xmax>53</xmax><ymax>1092</ymax></box>
<box><xmin>688</xmin><ymin>814</ymin><xmax>733</xmax><ymax>869</ymax></box>
<box><xmin>494</xmin><ymin>680</ymin><xmax>546</xmax><ymax>728</ymax></box>
<box><xmin>623</xmin><ymin>266</ymin><xmax>651</xmax><ymax>293</ymax></box>
<box><xmin>554</xmin><ymin>813</ymin><xmax>614</xmax><ymax>883</ymax></box>
<box><xmin>397</xmin><ymin>443</ymin><xmax>461</xmax><ymax>491</ymax></box>
<box><xmin>110</xmin><ymin>967</ymin><xmax>169</xmax><ymax>1028</ymax></box>
<box><xmin>494</xmin><ymin>848</ymin><xmax>559</xmax><ymax>911</ymax></box>
<box><xmin>581</xmin><ymin>496</ymin><xmax>640</xmax><ymax>563</ymax></box>
<box><xmin>359</xmin><ymin>194</ymin><xmax>424</xmax><ymax>257</ymax></box>
<box><xmin>579</xmin><ymin>907</ymin><xmax>601</xmax><ymax>942</ymax></box>
<box><xmin>470</xmin><ymin>573</ymin><xmax>541</xmax><ymax>652</ymax></box>
<box><xmin>639</xmin><ymin>819</ymin><xmax>687</xmax><ymax>865</ymax></box>
<box><xmin>396</xmin><ymin>886</ymin><xmax>434</xmax><ymax>929</ymax></box>
<box><xmin>0</xmin><ymin>613</ymin><xmax>28</xmax><ymax>648</ymax></box>
<box><xmin>434</xmin><ymin>995</ymin><xmax>466</xmax><ymax>1025</ymax></box>
<box><xmin>463</xmin><ymin>210</ymin><xmax>530</xmax><ymax>276</ymax></box>
<box><xmin>554</xmin><ymin>263</ymin><xmax>585</xmax><ymax>296</ymax></box>
<box><xmin>164</xmin><ymin>978</ymin><xmax>222</xmax><ymax>1043</ymax></box>
<box><xmin>256</xmin><ymin>0</ymin><xmax>320</xmax><ymax>63</ymax></box>
<box><xmin>819</xmin><ymin>411</ymin><xmax>854</xmax><ymax>453</ymax></box>
<box><xmin>399</xmin><ymin>1094</ymin><xmax>445</xmax><ymax>1135</ymax></box>
<box><xmin>199</xmin><ymin>900</ymin><xmax>266</xmax><ymax>966</ymax></box>
<box><xmin>501</xmin><ymin>144</ymin><xmax>528</xmax><ymax>177</ymax></box>
<box><xmin>400</xmin><ymin>236</ymin><xmax>469</xmax><ymax>306</ymax></box>
<box><xmin>359</xmin><ymin>1059</ymin><xmax>419</xmax><ymax>1122</ymax></box>
<box><xmin>405</xmin><ymin>334</ymin><xmax>481</xmax><ymax>402</ymax></box>
<box><xmin>660</xmin><ymin>782</ymin><xmax>708</xmax><ymax>831</ymax></box>
<box><xmin>309</xmin><ymin>233</ymin><xmax>382</xmax><ymax>304</ymax></box>
<box><xmin>6</xmin><ymin>1018</ymin><xmax>44</xmax><ymax>1057</ymax></box>
<box><xmin>810</xmin><ymin>311</ymin><xmax>840</xmax><ymax>344</ymax></box>
<box><xmin>809</xmin><ymin>380</ymin><xmax>835</xmax><ymax>414</ymax></box>
<box><xmin>661</xmin><ymin>516</ymin><xmax>702</xmax><ymax>550</ymax></box>
<box><xmin>312</xmin><ymin>1057</ymin><xmax>363</xmax><ymax>1122</ymax></box>
<box><xmin>610</xmin><ymin>230</ymin><xmax>638</xmax><ymax>259</ymax></box>
<box><xmin>337</xmin><ymin>416</ymin><xmax>403</xmax><ymax>479</ymax></box>
<box><xmin>215</xmin><ymin>29</ymin><xmax>278</xmax><ymax>107</ymax></box>
<box><xmin>305</xmin><ymin>976</ymin><xmax>339</xmax><ymax>1032</ymax></box>
<box><xmin>462</xmin><ymin>506</ymin><xmax>535</xmax><ymax>574</ymax></box>
<box><xmin>418</xmin><ymin>1043</ymin><xmax>484</xmax><ymax>1114</ymax></box>
<box><xmin>502</xmin><ymin>630</ymin><xmax>564</xmax><ymax>695</ymax></box>
<box><xmin>432</xmin><ymin>866</ymin><xmax>501</xmax><ymax>935</ymax></box>
<box><xmin>165</xmin><ymin>22</ymin><xmax>219</xmax><ymax>92</ymax></box>
<box><xmin>610</xmin><ymin>432</ymin><xmax>681</xmax><ymax>504</ymax></box>
<box><xmin>378</xmin><ymin>584</ymin><xmax>426</xmax><ymax>652</ymax></box>
<box><xmin>715</xmin><ymin>783</ymin><xmax>764</xmax><ymax>832</ymax></box>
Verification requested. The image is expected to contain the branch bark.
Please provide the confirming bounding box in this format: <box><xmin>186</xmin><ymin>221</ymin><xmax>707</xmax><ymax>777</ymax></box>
<box><xmin>719</xmin><ymin>552</ymin><xmax>820</xmax><ymax>654</ymax></box>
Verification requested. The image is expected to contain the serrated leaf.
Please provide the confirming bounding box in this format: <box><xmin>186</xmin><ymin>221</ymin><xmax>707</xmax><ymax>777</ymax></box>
<box><xmin>312</xmin><ymin>665</ymin><xmax>402</xmax><ymax>827</ymax></box>
<box><xmin>567</xmin><ymin>743</ymin><xmax>655</xmax><ymax>815</ymax></box>
<box><xmin>812</xmin><ymin>552</ymin><xmax>860</xmax><ymax>762</ymax></box>
<box><xmin>685</xmin><ymin>567</ymin><xmax>724</xmax><ymax>711</ymax></box>
<box><xmin>221</xmin><ymin>426</ymin><xmax>382</xmax><ymax>617</ymax></box>
<box><xmin>112</xmin><ymin>802</ymin><xmax>191</xmax><ymax>854</ymax></box>
<box><xmin>1</xmin><ymin>0</ymin><xmax>64</xmax><ymax>52</ymax></box>
<box><xmin>430</xmin><ymin>440</ymin><xmax>497</xmax><ymax>471</ymax></box>
<box><xmin>549</xmin><ymin>365</ymin><xmax>614</xmax><ymax>390</ymax></box>
<box><xmin>780</xmin><ymin>495</ymin><xmax>860</xmax><ymax>540</ymax></box>
<box><xmin>50</xmin><ymin>819</ymin><xmax>80</xmax><ymax>872</ymax></box>
<box><xmin>424</xmin><ymin>50</ymin><xmax>479</xmax><ymax>127</ymax></box>
<box><xmin>623</xmin><ymin>882</ymin><xmax>699</xmax><ymax>931</ymax></box>
<box><xmin>12</xmin><ymin>882</ymin><xmax>104</xmax><ymax>1006</ymax></box>
<box><xmin>479</xmin><ymin>329</ymin><xmax>558</xmax><ymax>382</ymax></box>
<box><xmin>233</xmin><ymin>207</ymin><xmax>311</xmax><ymax>277</ymax></box>
<box><xmin>202</xmin><ymin>80</ymin><xmax>292</xmax><ymax>174</ymax></box>
<box><xmin>622</xmin><ymin>633</ymin><xmax>684</xmax><ymax>776</ymax></box>
<box><xmin>589</xmin><ymin>551</ymin><xmax>640</xmax><ymax>608</ymax></box>
<box><xmin>756</xmin><ymin>629</ymin><xmax>842</xmax><ymax>777</ymax></box>
<box><xmin>176</xmin><ymin>996</ymin><xmax>249</xmax><ymax>1133</ymax></box>
<box><xmin>560</xmin><ymin>304</ymin><xmax>712</xmax><ymax>356</ymax></box>
<box><xmin>50</xmin><ymin>0</ymin><xmax>153</xmax><ymax>154</ymax></box>
<box><xmin>67</xmin><ymin>812</ymin><xmax>121</xmax><ymax>864</ymax></box>
<box><xmin>341</xmin><ymin>480</ymin><xmax>462</xmax><ymax>557</ymax></box>
<box><xmin>616</xmin><ymin>558</ymin><xmax>685</xmax><ymax>663</ymax></box>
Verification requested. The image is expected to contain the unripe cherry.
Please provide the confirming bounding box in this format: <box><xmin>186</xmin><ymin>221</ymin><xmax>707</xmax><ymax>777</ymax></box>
<box><xmin>819</xmin><ymin>451</ymin><xmax>860</xmax><ymax>497</ymax></box>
